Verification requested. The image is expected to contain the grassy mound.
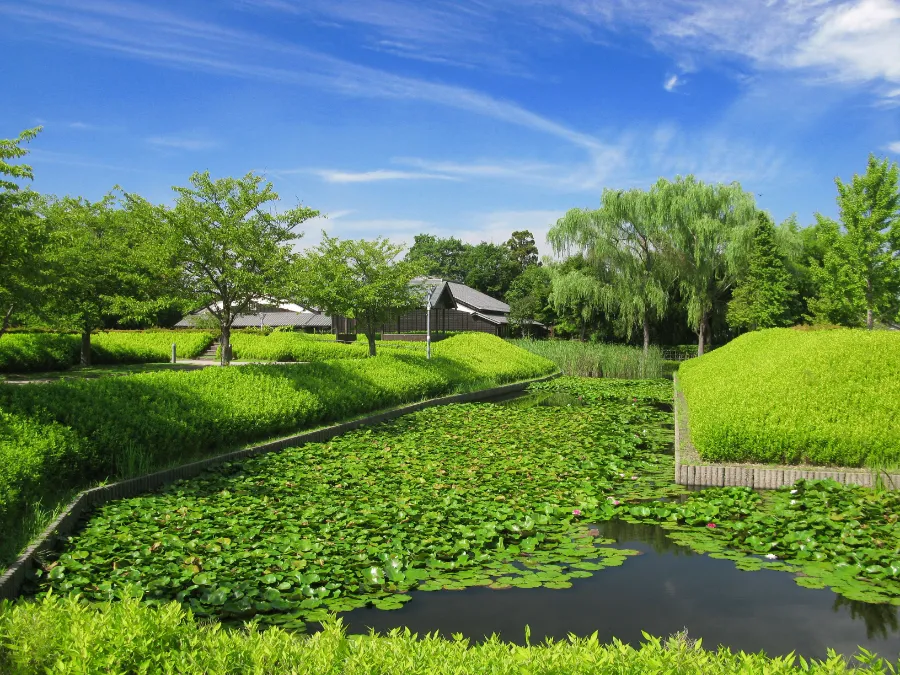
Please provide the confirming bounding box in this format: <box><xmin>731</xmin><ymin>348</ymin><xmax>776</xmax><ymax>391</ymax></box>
<box><xmin>0</xmin><ymin>595</ymin><xmax>882</xmax><ymax>674</ymax></box>
<box><xmin>228</xmin><ymin>331</ymin><xmax>370</xmax><ymax>361</ymax></box>
<box><xmin>0</xmin><ymin>333</ymin><xmax>555</xmax><ymax>567</ymax></box>
<box><xmin>679</xmin><ymin>328</ymin><xmax>900</xmax><ymax>467</ymax></box>
<box><xmin>0</xmin><ymin>331</ymin><xmax>215</xmax><ymax>373</ymax></box>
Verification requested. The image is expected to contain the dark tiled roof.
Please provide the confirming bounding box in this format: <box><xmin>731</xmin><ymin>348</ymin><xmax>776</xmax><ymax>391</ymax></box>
<box><xmin>447</xmin><ymin>282</ymin><xmax>510</xmax><ymax>313</ymax></box>
<box><xmin>176</xmin><ymin>311</ymin><xmax>332</xmax><ymax>329</ymax></box>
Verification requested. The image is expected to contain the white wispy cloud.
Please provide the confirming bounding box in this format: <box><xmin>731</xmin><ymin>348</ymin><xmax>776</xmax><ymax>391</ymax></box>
<box><xmin>146</xmin><ymin>135</ymin><xmax>219</xmax><ymax>151</ymax></box>
<box><xmin>887</xmin><ymin>141</ymin><xmax>900</xmax><ymax>154</ymax></box>
<box><xmin>663</xmin><ymin>74</ymin><xmax>682</xmax><ymax>92</ymax></box>
<box><xmin>312</xmin><ymin>169</ymin><xmax>460</xmax><ymax>183</ymax></box>
<box><xmin>1</xmin><ymin>0</ymin><xmax>609</xmax><ymax>155</ymax></box>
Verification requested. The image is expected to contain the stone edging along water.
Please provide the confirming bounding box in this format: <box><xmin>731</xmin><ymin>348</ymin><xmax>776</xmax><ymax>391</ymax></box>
<box><xmin>0</xmin><ymin>373</ymin><xmax>559</xmax><ymax>602</ymax></box>
<box><xmin>673</xmin><ymin>374</ymin><xmax>900</xmax><ymax>490</ymax></box>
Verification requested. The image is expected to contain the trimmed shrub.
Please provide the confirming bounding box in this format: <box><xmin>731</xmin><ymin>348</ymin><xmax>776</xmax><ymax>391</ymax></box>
<box><xmin>0</xmin><ymin>595</ymin><xmax>882</xmax><ymax>675</ymax></box>
<box><xmin>679</xmin><ymin>328</ymin><xmax>900</xmax><ymax>467</ymax></box>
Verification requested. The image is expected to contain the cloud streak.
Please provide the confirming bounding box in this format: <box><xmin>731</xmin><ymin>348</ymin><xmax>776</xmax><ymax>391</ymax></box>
<box><xmin>313</xmin><ymin>169</ymin><xmax>460</xmax><ymax>183</ymax></box>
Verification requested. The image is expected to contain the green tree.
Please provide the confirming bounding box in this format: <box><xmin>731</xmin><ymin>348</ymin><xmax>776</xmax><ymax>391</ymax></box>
<box><xmin>0</xmin><ymin>127</ymin><xmax>47</xmax><ymax>336</ymax></box>
<box><xmin>810</xmin><ymin>155</ymin><xmax>900</xmax><ymax>328</ymax></box>
<box><xmin>727</xmin><ymin>212</ymin><xmax>797</xmax><ymax>331</ymax></box>
<box><xmin>654</xmin><ymin>176</ymin><xmax>757</xmax><ymax>355</ymax></box>
<box><xmin>405</xmin><ymin>234</ymin><xmax>470</xmax><ymax>281</ymax></box>
<box><xmin>140</xmin><ymin>171</ymin><xmax>318</xmax><ymax>365</ymax></box>
<box><xmin>549</xmin><ymin>188</ymin><xmax>673</xmax><ymax>356</ymax></box>
<box><xmin>548</xmin><ymin>264</ymin><xmax>607</xmax><ymax>341</ymax></box>
<box><xmin>38</xmin><ymin>193</ymin><xmax>174</xmax><ymax>365</ymax></box>
<box><xmin>806</xmin><ymin>216</ymin><xmax>868</xmax><ymax>326</ymax></box>
<box><xmin>293</xmin><ymin>235</ymin><xmax>425</xmax><ymax>356</ymax></box>
<box><xmin>461</xmin><ymin>242</ymin><xmax>520</xmax><ymax>297</ymax></box>
<box><xmin>505</xmin><ymin>230</ymin><xmax>540</xmax><ymax>271</ymax></box>
<box><xmin>505</xmin><ymin>264</ymin><xmax>553</xmax><ymax>336</ymax></box>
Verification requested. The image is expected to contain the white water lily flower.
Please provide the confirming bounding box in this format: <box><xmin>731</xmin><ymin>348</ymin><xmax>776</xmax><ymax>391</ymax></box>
<box><xmin>790</xmin><ymin>489</ymin><xmax>798</xmax><ymax>494</ymax></box>
<box><xmin>790</xmin><ymin>499</ymin><xmax>798</xmax><ymax>505</ymax></box>
<box><xmin>765</xmin><ymin>553</ymin><xmax>778</xmax><ymax>560</ymax></box>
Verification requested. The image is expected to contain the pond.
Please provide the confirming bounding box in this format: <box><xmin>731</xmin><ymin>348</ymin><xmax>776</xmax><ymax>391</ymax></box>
<box><xmin>333</xmin><ymin>519</ymin><xmax>900</xmax><ymax>660</ymax></box>
<box><xmin>28</xmin><ymin>376</ymin><xmax>900</xmax><ymax>662</ymax></box>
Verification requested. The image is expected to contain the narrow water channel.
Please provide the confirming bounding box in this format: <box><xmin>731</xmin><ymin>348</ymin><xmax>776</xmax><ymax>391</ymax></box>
<box><xmin>332</xmin><ymin>519</ymin><xmax>900</xmax><ymax>660</ymax></box>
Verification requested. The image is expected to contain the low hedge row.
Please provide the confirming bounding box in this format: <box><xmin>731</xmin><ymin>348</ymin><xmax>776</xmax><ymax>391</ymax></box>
<box><xmin>228</xmin><ymin>332</ymin><xmax>369</xmax><ymax>361</ymax></box>
<box><xmin>0</xmin><ymin>333</ymin><xmax>556</xmax><ymax>567</ymax></box>
<box><xmin>0</xmin><ymin>332</ymin><xmax>215</xmax><ymax>373</ymax></box>
<box><xmin>0</xmin><ymin>595</ymin><xmax>886</xmax><ymax>675</ymax></box>
<box><xmin>679</xmin><ymin>328</ymin><xmax>900</xmax><ymax>467</ymax></box>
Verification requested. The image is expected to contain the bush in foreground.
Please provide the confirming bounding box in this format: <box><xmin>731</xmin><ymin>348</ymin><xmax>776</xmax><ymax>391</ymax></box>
<box><xmin>1</xmin><ymin>594</ymin><xmax>887</xmax><ymax>675</ymax></box>
<box><xmin>0</xmin><ymin>333</ymin><xmax>555</xmax><ymax>567</ymax></box>
<box><xmin>510</xmin><ymin>339</ymin><xmax>663</xmax><ymax>379</ymax></box>
<box><xmin>679</xmin><ymin>328</ymin><xmax>900</xmax><ymax>467</ymax></box>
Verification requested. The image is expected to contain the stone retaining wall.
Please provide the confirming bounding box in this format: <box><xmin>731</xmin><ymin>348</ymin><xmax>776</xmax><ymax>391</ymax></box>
<box><xmin>0</xmin><ymin>373</ymin><xmax>557</xmax><ymax>602</ymax></box>
<box><xmin>674</xmin><ymin>375</ymin><xmax>900</xmax><ymax>490</ymax></box>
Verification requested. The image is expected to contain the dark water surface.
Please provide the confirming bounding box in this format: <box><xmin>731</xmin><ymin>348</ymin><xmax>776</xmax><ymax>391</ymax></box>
<box><xmin>332</xmin><ymin>520</ymin><xmax>900</xmax><ymax>660</ymax></box>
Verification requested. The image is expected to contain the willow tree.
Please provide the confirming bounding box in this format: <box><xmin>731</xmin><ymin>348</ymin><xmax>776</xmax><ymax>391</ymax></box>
<box><xmin>549</xmin><ymin>189</ymin><xmax>672</xmax><ymax>355</ymax></box>
<box><xmin>547</xmin><ymin>266</ymin><xmax>606</xmax><ymax>341</ymax></box>
<box><xmin>653</xmin><ymin>176</ymin><xmax>757</xmax><ymax>355</ymax></box>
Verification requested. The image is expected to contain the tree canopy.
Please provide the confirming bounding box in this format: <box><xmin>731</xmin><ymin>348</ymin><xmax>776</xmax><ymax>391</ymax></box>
<box><xmin>293</xmin><ymin>235</ymin><xmax>425</xmax><ymax>356</ymax></box>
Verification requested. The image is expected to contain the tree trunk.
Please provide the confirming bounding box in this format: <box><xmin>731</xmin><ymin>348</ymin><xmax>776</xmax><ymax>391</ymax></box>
<box><xmin>81</xmin><ymin>330</ymin><xmax>92</xmax><ymax>367</ymax></box>
<box><xmin>0</xmin><ymin>305</ymin><xmax>13</xmax><ymax>339</ymax></box>
<box><xmin>867</xmin><ymin>308</ymin><xmax>874</xmax><ymax>330</ymax></box>
<box><xmin>697</xmin><ymin>313</ymin><xmax>708</xmax><ymax>357</ymax></box>
<box><xmin>866</xmin><ymin>278</ymin><xmax>874</xmax><ymax>330</ymax></box>
<box><xmin>366</xmin><ymin>331</ymin><xmax>377</xmax><ymax>357</ymax></box>
<box><xmin>642</xmin><ymin>316</ymin><xmax>650</xmax><ymax>358</ymax></box>
<box><xmin>220</xmin><ymin>325</ymin><xmax>231</xmax><ymax>366</ymax></box>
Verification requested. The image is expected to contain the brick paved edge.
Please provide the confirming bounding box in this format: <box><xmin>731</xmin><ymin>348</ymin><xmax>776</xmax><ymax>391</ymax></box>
<box><xmin>673</xmin><ymin>374</ymin><xmax>900</xmax><ymax>491</ymax></box>
<box><xmin>0</xmin><ymin>372</ymin><xmax>559</xmax><ymax>602</ymax></box>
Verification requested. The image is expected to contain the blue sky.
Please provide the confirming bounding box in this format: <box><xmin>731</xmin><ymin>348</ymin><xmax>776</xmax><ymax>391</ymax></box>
<box><xmin>2</xmin><ymin>0</ymin><xmax>899</xmax><ymax>256</ymax></box>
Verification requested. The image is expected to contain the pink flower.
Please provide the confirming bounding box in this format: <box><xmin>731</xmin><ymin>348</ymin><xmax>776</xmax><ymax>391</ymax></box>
<box><xmin>607</xmin><ymin>497</ymin><xmax>620</xmax><ymax>506</ymax></box>
<box><xmin>707</xmin><ymin>523</ymin><xmax>716</xmax><ymax>529</ymax></box>
<box><xmin>572</xmin><ymin>509</ymin><xmax>582</xmax><ymax>516</ymax></box>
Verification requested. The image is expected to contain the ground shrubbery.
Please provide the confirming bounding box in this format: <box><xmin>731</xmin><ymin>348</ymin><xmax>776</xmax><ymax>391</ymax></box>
<box><xmin>679</xmin><ymin>328</ymin><xmax>900</xmax><ymax>467</ymax></box>
<box><xmin>0</xmin><ymin>595</ymin><xmax>884</xmax><ymax>675</ymax></box>
<box><xmin>0</xmin><ymin>331</ymin><xmax>215</xmax><ymax>372</ymax></box>
<box><xmin>0</xmin><ymin>333</ymin><xmax>555</xmax><ymax>567</ymax></box>
<box><xmin>228</xmin><ymin>331</ymin><xmax>369</xmax><ymax>361</ymax></box>
<box><xmin>510</xmin><ymin>339</ymin><xmax>663</xmax><ymax>378</ymax></box>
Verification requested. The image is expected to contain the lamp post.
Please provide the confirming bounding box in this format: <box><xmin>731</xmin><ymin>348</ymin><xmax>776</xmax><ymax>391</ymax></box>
<box><xmin>426</xmin><ymin>298</ymin><xmax>432</xmax><ymax>360</ymax></box>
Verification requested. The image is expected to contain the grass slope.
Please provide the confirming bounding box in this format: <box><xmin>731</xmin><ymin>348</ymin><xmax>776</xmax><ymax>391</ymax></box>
<box><xmin>0</xmin><ymin>595</ymin><xmax>886</xmax><ymax>674</ymax></box>
<box><xmin>679</xmin><ymin>328</ymin><xmax>900</xmax><ymax>467</ymax></box>
<box><xmin>0</xmin><ymin>333</ymin><xmax>555</xmax><ymax>568</ymax></box>
<box><xmin>0</xmin><ymin>331</ymin><xmax>215</xmax><ymax>373</ymax></box>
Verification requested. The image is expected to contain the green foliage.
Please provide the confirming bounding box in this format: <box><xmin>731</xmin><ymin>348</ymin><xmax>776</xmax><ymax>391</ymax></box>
<box><xmin>0</xmin><ymin>331</ymin><xmax>214</xmax><ymax>372</ymax></box>
<box><xmin>404</xmin><ymin>234</ymin><xmax>469</xmax><ymax>282</ymax></box>
<box><xmin>1</xmin><ymin>596</ymin><xmax>881</xmax><ymax>675</ymax></box>
<box><xmin>132</xmin><ymin>171</ymin><xmax>319</xmax><ymax>365</ymax></box>
<box><xmin>504</xmin><ymin>230</ymin><xmax>540</xmax><ymax>270</ymax></box>
<box><xmin>31</xmin><ymin>376</ymin><xmax>673</xmax><ymax>627</ymax></box>
<box><xmin>228</xmin><ymin>331</ymin><xmax>369</xmax><ymax>361</ymax></box>
<box><xmin>0</xmin><ymin>334</ymin><xmax>554</xmax><ymax>567</ymax></box>
<box><xmin>460</xmin><ymin>242</ymin><xmax>520</xmax><ymax>298</ymax></box>
<box><xmin>653</xmin><ymin>176</ymin><xmax>757</xmax><ymax>355</ymax></box>
<box><xmin>505</xmin><ymin>265</ymin><xmax>553</xmax><ymax>336</ymax></box>
<box><xmin>807</xmin><ymin>216</ymin><xmax>868</xmax><ymax>326</ymax></box>
<box><xmin>0</xmin><ymin>128</ymin><xmax>48</xmax><ymax>336</ymax></box>
<box><xmin>727</xmin><ymin>212</ymin><xmax>797</xmax><ymax>331</ymax></box>
<box><xmin>808</xmin><ymin>155</ymin><xmax>900</xmax><ymax>328</ymax></box>
<box><xmin>293</xmin><ymin>235</ymin><xmax>425</xmax><ymax>356</ymax></box>
<box><xmin>511</xmin><ymin>339</ymin><xmax>663</xmax><ymax>379</ymax></box>
<box><xmin>549</xmin><ymin>188</ymin><xmax>674</xmax><ymax>353</ymax></box>
<box><xmin>625</xmin><ymin>480</ymin><xmax>900</xmax><ymax>606</ymax></box>
<box><xmin>679</xmin><ymin>328</ymin><xmax>900</xmax><ymax>466</ymax></box>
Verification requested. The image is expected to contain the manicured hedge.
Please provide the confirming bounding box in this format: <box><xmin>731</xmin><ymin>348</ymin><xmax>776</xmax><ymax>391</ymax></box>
<box><xmin>228</xmin><ymin>331</ymin><xmax>369</xmax><ymax>361</ymax></box>
<box><xmin>0</xmin><ymin>332</ymin><xmax>215</xmax><ymax>373</ymax></box>
<box><xmin>679</xmin><ymin>328</ymin><xmax>900</xmax><ymax>467</ymax></box>
<box><xmin>0</xmin><ymin>595</ymin><xmax>884</xmax><ymax>675</ymax></box>
<box><xmin>0</xmin><ymin>333</ymin><xmax>555</xmax><ymax>566</ymax></box>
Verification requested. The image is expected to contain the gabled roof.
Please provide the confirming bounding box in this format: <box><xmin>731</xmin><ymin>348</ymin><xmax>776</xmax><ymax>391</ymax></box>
<box><xmin>175</xmin><ymin>311</ymin><xmax>331</xmax><ymax>329</ymax></box>
<box><xmin>447</xmin><ymin>281</ymin><xmax>509</xmax><ymax>314</ymax></box>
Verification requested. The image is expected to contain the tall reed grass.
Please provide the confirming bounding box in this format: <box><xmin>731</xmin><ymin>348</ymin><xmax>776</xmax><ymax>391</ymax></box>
<box><xmin>510</xmin><ymin>339</ymin><xmax>663</xmax><ymax>379</ymax></box>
